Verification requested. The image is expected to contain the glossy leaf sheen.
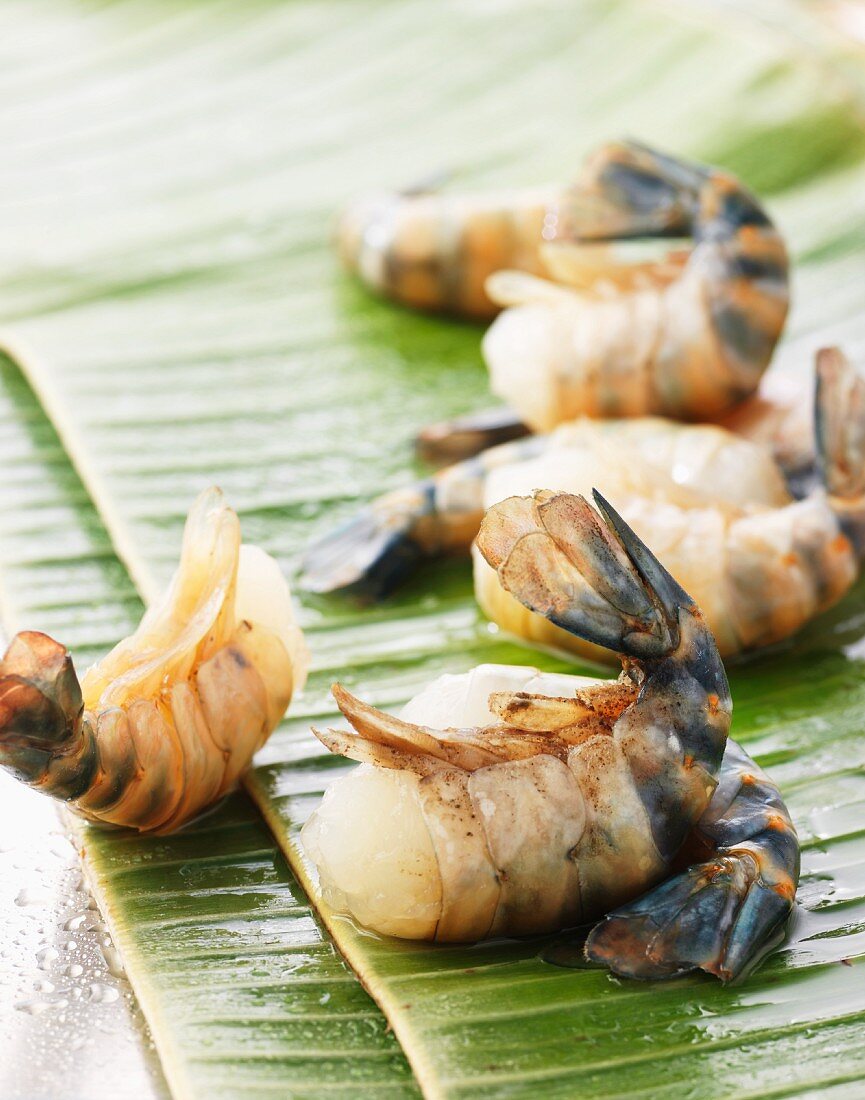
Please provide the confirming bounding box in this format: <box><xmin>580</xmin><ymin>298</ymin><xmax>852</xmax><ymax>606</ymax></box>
<box><xmin>0</xmin><ymin>2</ymin><xmax>864</xmax><ymax>1098</ymax></box>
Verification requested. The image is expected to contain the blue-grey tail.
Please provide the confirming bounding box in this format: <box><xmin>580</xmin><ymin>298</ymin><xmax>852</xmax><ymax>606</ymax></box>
<box><xmin>557</xmin><ymin>739</ymin><xmax>799</xmax><ymax>983</ymax></box>
<box><xmin>559</xmin><ymin>140</ymin><xmax>706</xmax><ymax>244</ymax></box>
<box><xmin>476</xmin><ymin>489</ymin><xmax>699</xmax><ymax>660</ymax></box>
<box><xmin>415</xmin><ymin>406</ymin><xmax>529</xmax><ymax>466</ymax></box>
<box><xmin>299</xmin><ymin>482</ymin><xmax>436</xmax><ymax>599</ymax></box>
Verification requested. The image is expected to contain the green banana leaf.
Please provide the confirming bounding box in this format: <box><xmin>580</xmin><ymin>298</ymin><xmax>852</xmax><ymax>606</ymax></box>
<box><xmin>1</xmin><ymin>1</ymin><xmax>865</xmax><ymax>1097</ymax></box>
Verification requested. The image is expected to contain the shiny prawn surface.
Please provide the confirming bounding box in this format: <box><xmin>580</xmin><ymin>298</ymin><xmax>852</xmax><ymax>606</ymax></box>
<box><xmin>484</xmin><ymin>141</ymin><xmax>789</xmax><ymax>428</ymax></box>
<box><xmin>303</xmin><ymin>494</ymin><xmax>733</xmax><ymax>946</ymax></box>
<box><xmin>0</xmin><ymin>488</ymin><xmax>308</xmax><ymax>833</ymax></box>
<box><xmin>302</xmin><ymin>350</ymin><xmax>865</xmax><ymax>660</ymax></box>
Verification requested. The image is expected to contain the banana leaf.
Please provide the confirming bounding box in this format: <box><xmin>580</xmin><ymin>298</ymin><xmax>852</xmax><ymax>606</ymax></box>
<box><xmin>1</xmin><ymin>1</ymin><xmax>865</xmax><ymax>1097</ymax></box>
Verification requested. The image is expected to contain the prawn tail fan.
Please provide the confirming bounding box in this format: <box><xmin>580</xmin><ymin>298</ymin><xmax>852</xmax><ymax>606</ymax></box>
<box><xmin>415</xmin><ymin>406</ymin><xmax>530</xmax><ymax>465</ymax></box>
<box><xmin>299</xmin><ymin>481</ymin><xmax>436</xmax><ymax>599</ymax></box>
<box><xmin>0</xmin><ymin>631</ymin><xmax>88</xmax><ymax>792</ymax></box>
<box><xmin>476</xmin><ymin>488</ymin><xmax>693</xmax><ymax>660</ymax></box>
<box><xmin>578</xmin><ymin>738</ymin><xmax>799</xmax><ymax>982</ymax></box>
<box><xmin>582</xmin><ymin>852</ymin><xmax>792</xmax><ymax>983</ymax></box>
<box><xmin>554</xmin><ymin>140</ymin><xmax>703</xmax><ymax>244</ymax></box>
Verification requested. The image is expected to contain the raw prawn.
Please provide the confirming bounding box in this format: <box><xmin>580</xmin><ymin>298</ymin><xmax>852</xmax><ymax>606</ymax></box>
<box><xmin>302</xmin><ymin>493</ymin><xmax>739</xmax><ymax>949</ymax></box>
<box><xmin>0</xmin><ymin>488</ymin><xmax>308</xmax><ymax>833</ymax></box>
<box><xmin>485</xmin><ymin>140</ymin><xmax>789</xmax><ymax>426</ymax></box>
<box><xmin>339</xmin><ymin>142</ymin><xmax>788</xmax><ymax>426</ymax></box>
<box><xmin>417</xmin><ymin>347</ymin><xmax>815</xmax><ymax>472</ymax></box>
<box><xmin>301</xmin><ymin>350</ymin><xmax>864</xmax><ymax>659</ymax></box>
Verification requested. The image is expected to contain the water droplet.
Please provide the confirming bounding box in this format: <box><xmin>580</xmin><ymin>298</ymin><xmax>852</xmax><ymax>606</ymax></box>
<box><xmin>86</xmin><ymin>981</ymin><xmax>120</xmax><ymax>1005</ymax></box>
<box><xmin>36</xmin><ymin>946</ymin><xmax>60</xmax><ymax>969</ymax></box>
<box><xmin>102</xmin><ymin>943</ymin><xmax>126</xmax><ymax>979</ymax></box>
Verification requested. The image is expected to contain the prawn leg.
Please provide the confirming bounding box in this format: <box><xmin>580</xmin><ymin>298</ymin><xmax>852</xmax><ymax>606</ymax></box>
<box><xmin>573</xmin><ymin>739</ymin><xmax>799</xmax><ymax>982</ymax></box>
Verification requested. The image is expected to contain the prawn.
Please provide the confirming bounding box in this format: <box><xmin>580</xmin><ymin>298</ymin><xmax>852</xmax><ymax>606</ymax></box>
<box><xmin>339</xmin><ymin>142</ymin><xmax>788</xmax><ymax>426</ymax></box>
<box><xmin>302</xmin><ymin>492</ymin><xmax>735</xmax><ymax>946</ymax></box>
<box><xmin>416</xmin><ymin>345</ymin><xmax>815</xmax><ymax>473</ymax></box>
<box><xmin>301</xmin><ymin>349</ymin><xmax>863</xmax><ymax>659</ymax></box>
<box><xmin>0</xmin><ymin>488</ymin><xmax>308</xmax><ymax>834</ymax></box>
<box><xmin>484</xmin><ymin>140</ymin><xmax>789</xmax><ymax>427</ymax></box>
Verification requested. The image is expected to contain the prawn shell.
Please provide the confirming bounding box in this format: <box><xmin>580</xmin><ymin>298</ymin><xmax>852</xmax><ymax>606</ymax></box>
<box><xmin>567</xmin><ymin>736</ymin><xmax>665</xmax><ymax>918</ymax></box>
<box><xmin>195</xmin><ymin>632</ymin><xmax>271</xmax><ymax>796</ymax></box>
<box><xmin>417</xmin><ymin>768</ymin><xmax>500</xmax><ymax>943</ymax></box>
<box><xmin>338</xmin><ymin>188</ymin><xmax>551</xmax><ymax>319</ymax></box>
<box><xmin>81</xmin><ymin>487</ymin><xmax>241</xmax><ymax>710</ymax></box>
<box><xmin>79</xmin><ymin>711</ymin><xmax>137</xmax><ymax>813</ymax></box>
<box><xmin>726</xmin><ymin>497</ymin><xmax>857</xmax><ymax>648</ymax></box>
<box><xmin>470</xmin><ymin>754</ymin><xmax>585</xmax><ymax>936</ymax></box>
<box><xmin>163</xmin><ymin>681</ymin><xmax>226</xmax><ymax>831</ymax></box>
<box><xmin>104</xmin><ymin>701</ymin><xmax>184</xmax><ymax>831</ymax></box>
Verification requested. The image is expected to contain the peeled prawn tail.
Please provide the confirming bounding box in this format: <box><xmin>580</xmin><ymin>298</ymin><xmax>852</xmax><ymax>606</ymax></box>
<box><xmin>816</xmin><ymin>346</ymin><xmax>865</xmax><ymax>556</ymax></box>
<box><xmin>0</xmin><ymin>631</ymin><xmax>97</xmax><ymax>801</ymax></box>
<box><xmin>477</xmin><ymin>489</ymin><xmax>731</xmax><ymax>860</ymax></box>
<box><xmin>299</xmin><ymin>435</ymin><xmax>547</xmax><ymax>598</ymax></box>
<box><xmin>577</xmin><ymin>739</ymin><xmax>798</xmax><ymax>982</ymax></box>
